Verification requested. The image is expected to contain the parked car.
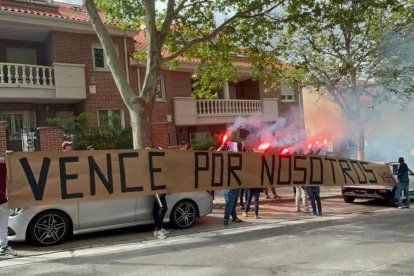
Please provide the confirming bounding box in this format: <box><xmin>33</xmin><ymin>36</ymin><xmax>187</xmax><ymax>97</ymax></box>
<box><xmin>341</xmin><ymin>162</ymin><xmax>414</xmax><ymax>206</ymax></box>
<box><xmin>8</xmin><ymin>192</ymin><xmax>213</xmax><ymax>246</ymax></box>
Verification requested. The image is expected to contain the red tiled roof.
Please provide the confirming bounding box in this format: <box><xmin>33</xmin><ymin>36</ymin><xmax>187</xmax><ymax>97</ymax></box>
<box><xmin>0</xmin><ymin>0</ymin><xmax>104</xmax><ymax>22</ymax></box>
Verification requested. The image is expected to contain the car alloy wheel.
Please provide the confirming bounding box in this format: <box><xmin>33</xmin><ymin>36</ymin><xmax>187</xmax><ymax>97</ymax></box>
<box><xmin>28</xmin><ymin>210</ymin><xmax>70</xmax><ymax>246</ymax></box>
<box><xmin>170</xmin><ymin>200</ymin><xmax>197</xmax><ymax>229</ymax></box>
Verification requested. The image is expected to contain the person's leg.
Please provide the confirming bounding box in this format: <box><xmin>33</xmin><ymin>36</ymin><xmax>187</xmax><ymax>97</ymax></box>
<box><xmin>295</xmin><ymin>187</ymin><xmax>301</xmax><ymax>211</ymax></box>
<box><xmin>264</xmin><ymin>187</ymin><xmax>270</xmax><ymax>198</ymax></box>
<box><xmin>271</xmin><ymin>187</ymin><xmax>280</xmax><ymax>198</ymax></box>
<box><xmin>307</xmin><ymin>188</ymin><xmax>317</xmax><ymax>214</ymax></box>
<box><xmin>223</xmin><ymin>190</ymin><xmax>231</xmax><ymax>223</ymax></box>
<box><xmin>153</xmin><ymin>198</ymin><xmax>161</xmax><ymax>230</ymax></box>
<box><xmin>395</xmin><ymin>182</ymin><xmax>403</xmax><ymax>207</ymax></box>
<box><xmin>315</xmin><ymin>188</ymin><xmax>322</xmax><ymax>215</ymax></box>
<box><xmin>231</xmin><ymin>190</ymin><xmax>241</xmax><ymax>220</ymax></box>
<box><xmin>300</xmin><ymin>187</ymin><xmax>310</xmax><ymax>211</ymax></box>
<box><xmin>403</xmin><ymin>182</ymin><xmax>410</xmax><ymax>208</ymax></box>
<box><xmin>0</xmin><ymin>203</ymin><xmax>9</xmax><ymax>249</ymax></box>
<box><xmin>240</xmin><ymin>189</ymin><xmax>245</xmax><ymax>208</ymax></box>
<box><xmin>159</xmin><ymin>195</ymin><xmax>168</xmax><ymax>222</ymax></box>
<box><xmin>253</xmin><ymin>190</ymin><xmax>260</xmax><ymax>217</ymax></box>
<box><xmin>155</xmin><ymin>196</ymin><xmax>168</xmax><ymax>229</ymax></box>
<box><xmin>244</xmin><ymin>190</ymin><xmax>253</xmax><ymax>215</ymax></box>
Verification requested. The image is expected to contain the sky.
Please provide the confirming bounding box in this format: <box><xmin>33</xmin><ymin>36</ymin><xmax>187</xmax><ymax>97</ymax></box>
<box><xmin>60</xmin><ymin>0</ymin><xmax>81</xmax><ymax>4</ymax></box>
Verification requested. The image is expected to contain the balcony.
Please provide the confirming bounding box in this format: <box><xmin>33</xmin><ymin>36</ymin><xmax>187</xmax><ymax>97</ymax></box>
<box><xmin>173</xmin><ymin>97</ymin><xmax>278</xmax><ymax>126</ymax></box>
<box><xmin>0</xmin><ymin>62</ymin><xmax>86</xmax><ymax>103</ymax></box>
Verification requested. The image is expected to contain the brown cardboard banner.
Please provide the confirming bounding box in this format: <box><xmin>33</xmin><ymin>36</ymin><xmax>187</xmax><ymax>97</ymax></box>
<box><xmin>6</xmin><ymin>149</ymin><xmax>396</xmax><ymax>208</ymax></box>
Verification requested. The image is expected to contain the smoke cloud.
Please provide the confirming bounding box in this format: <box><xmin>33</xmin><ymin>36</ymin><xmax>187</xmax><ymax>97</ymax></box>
<box><xmin>227</xmin><ymin>106</ymin><xmax>331</xmax><ymax>154</ymax></box>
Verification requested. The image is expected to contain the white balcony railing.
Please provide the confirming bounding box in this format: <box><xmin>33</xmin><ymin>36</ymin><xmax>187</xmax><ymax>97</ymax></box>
<box><xmin>196</xmin><ymin>99</ymin><xmax>262</xmax><ymax>116</ymax></box>
<box><xmin>174</xmin><ymin>97</ymin><xmax>278</xmax><ymax>125</ymax></box>
<box><xmin>0</xmin><ymin>62</ymin><xmax>54</xmax><ymax>86</ymax></box>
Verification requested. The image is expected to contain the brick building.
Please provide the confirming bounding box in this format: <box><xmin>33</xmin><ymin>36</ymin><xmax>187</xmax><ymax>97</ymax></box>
<box><xmin>0</xmin><ymin>0</ymin><xmax>302</xmax><ymax>152</ymax></box>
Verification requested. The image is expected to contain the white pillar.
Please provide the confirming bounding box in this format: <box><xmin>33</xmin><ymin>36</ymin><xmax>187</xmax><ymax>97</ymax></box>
<box><xmin>223</xmin><ymin>83</ymin><xmax>230</xmax><ymax>99</ymax></box>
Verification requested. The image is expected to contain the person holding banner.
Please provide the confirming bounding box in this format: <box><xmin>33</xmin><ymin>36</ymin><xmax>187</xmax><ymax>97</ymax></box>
<box><xmin>306</xmin><ymin>186</ymin><xmax>322</xmax><ymax>216</ymax></box>
<box><xmin>222</xmin><ymin>142</ymin><xmax>243</xmax><ymax>226</ymax></box>
<box><xmin>153</xmin><ymin>194</ymin><xmax>169</xmax><ymax>239</ymax></box>
<box><xmin>264</xmin><ymin>187</ymin><xmax>280</xmax><ymax>199</ymax></box>
<box><xmin>295</xmin><ymin>186</ymin><xmax>311</xmax><ymax>213</ymax></box>
<box><xmin>0</xmin><ymin>156</ymin><xmax>17</xmax><ymax>256</ymax></box>
<box><xmin>395</xmin><ymin>157</ymin><xmax>410</xmax><ymax>209</ymax></box>
<box><xmin>243</xmin><ymin>188</ymin><xmax>262</xmax><ymax>219</ymax></box>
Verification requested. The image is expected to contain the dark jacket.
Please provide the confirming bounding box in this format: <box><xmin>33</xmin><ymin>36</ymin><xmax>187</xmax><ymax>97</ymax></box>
<box><xmin>398</xmin><ymin>162</ymin><xmax>409</xmax><ymax>183</ymax></box>
<box><xmin>0</xmin><ymin>163</ymin><xmax>7</xmax><ymax>204</ymax></box>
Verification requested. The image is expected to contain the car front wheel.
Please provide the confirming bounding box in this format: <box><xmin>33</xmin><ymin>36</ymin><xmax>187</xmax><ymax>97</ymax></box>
<box><xmin>27</xmin><ymin>210</ymin><xmax>71</xmax><ymax>246</ymax></box>
<box><xmin>343</xmin><ymin>195</ymin><xmax>355</xmax><ymax>203</ymax></box>
<box><xmin>170</xmin><ymin>200</ymin><xmax>198</xmax><ymax>229</ymax></box>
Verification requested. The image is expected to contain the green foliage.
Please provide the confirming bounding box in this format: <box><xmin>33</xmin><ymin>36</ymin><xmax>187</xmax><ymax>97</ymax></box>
<box><xmin>375</xmin><ymin>16</ymin><xmax>414</xmax><ymax>102</ymax></box>
<box><xmin>280</xmin><ymin>0</ymin><xmax>414</xmax><ymax>107</ymax></box>
<box><xmin>46</xmin><ymin>112</ymin><xmax>132</xmax><ymax>150</ymax></box>
<box><xmin>94</xmin><ymin>0</ymin><xmax>290</xmax><ymax>99</ymax></box>
<box><xmin>190</xmin><ymin>136</ymin><xmax>218</xmax><ymax>150</ymax></box>
<box><xmin>277</xmin><ymin>0</ymin><xmax>414</xmax><ymax>158</ymax></box>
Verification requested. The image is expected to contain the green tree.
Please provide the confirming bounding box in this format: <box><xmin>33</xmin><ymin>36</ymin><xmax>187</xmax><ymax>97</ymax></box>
<box><xmin>278</xmin><ymin>0</ymin><xmax>414</xmax><ymax>159</ymax></box>
<box><xmin>82</xmin><ymin>0</ymin><xmax>292</xmax><ymax>149</ymax></box>
<box><xmin>47</xmin><ymin>113</ymin><xmax>133</xmax><ymax>150</ymax></box>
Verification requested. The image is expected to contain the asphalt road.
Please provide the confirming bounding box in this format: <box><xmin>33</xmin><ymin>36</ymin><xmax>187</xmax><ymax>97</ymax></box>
<box><xmin>0</xmin><ymin>198</ymin><xmax>412</xmax><ymax>275</ymax></box>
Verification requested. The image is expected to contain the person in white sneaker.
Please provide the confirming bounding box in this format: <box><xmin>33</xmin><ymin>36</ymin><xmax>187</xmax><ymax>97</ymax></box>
<box><xmin>295</xmin><ymin>186</ymin><xmax>311</xmax><ymax>213</ymax></box>
<box><xmin>153</xmin><ymin>194</ymin><xmax>169</xmax><ymax>239</ymax></box>
<box><xmin>0</xmin><ymin>156</ymin><xmax>17</xmax><ymax>257</ymax></box>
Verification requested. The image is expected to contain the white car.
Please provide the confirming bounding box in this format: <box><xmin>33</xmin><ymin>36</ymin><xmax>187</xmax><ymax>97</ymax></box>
<box><xmin>341</xmin><ymin>162</ymin><xmax>414</xmax><ymax>206</ymax></box>
<box><xmin>8</xmin><ymin>192</ymin><xmax>213</xmax><ymax>246</ymax></box>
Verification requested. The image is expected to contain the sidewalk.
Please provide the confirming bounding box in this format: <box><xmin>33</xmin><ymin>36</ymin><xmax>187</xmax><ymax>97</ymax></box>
<box><xmin>213</xmin><ymin>186</ymin><xmax>342</xmax><ymax>205</ymax></box>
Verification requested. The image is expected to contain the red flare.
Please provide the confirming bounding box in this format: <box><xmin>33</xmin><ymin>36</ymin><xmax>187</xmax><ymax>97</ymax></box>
<box><xmin>323</xmin><ymin>138</ymin><xmax>328</xmax><ymax>145</ymax></box>
<box><xmin>257</xmin><ymin>142</ymin><xmax>270</xmax><ymax>152</ymax></box>
<box><xmin>281</xmin><ymin>148</ymin><xmax>289</xmax><ymax>155</ymax></box>
<box><xmin>219</xmin><ymin>133</ymin><xmax>229</xmax><ymax>145</ymax></box>
<box><xmin>307</xmin><ymin>143</ymin><xmax>312</xmax><ymax>149</ymax></box>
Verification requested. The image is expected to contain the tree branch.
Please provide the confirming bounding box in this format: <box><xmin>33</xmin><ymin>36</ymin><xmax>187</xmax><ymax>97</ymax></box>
<box><xmin>162</xmin><ymin>2</ymin><xmax>283</xmax><ymax>63</ymax></box>
<box><xmin>83</xmin><ymin>0</ymin><xmax>137</xmax><ymax>105</ymax></box>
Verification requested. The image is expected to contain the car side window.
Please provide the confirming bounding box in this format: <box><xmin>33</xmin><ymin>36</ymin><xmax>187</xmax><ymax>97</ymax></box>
<box><xmin>392</xmin><ymin>165</ymin><xmax>398</xmax><ymax>175</ymax></box>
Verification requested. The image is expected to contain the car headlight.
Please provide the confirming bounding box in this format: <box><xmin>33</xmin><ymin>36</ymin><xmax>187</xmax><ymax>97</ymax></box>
<box><xmin>9</xmin><ymin>208</ymin><xmax>26</xmax><ymax>217</ymax></box>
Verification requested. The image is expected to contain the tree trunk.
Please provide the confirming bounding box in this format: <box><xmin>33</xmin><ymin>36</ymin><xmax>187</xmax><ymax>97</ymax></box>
<box><xmin>83</xmin><ymin>0</ymin><xmax>161</xmax><ymax>149</ymax></box>
<box><xmin>129</xmin><ymin>100</ymin><xmax>152</xmax><ymax>149</ymax></box>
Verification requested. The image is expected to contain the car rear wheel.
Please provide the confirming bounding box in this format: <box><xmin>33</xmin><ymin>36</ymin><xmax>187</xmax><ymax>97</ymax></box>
<box><xmin>343</xmin><ymin>195</ymin><xmax>355</xmax><ymax>203</ymax></box>
<box><xmin>27</xmin><ymin>210</ymin><xmax>71</xmax><ymax>246</ymax></box>
<box><xmin>170</xmin><ymin>200</ymin><xmax>198</xmax><ymax>229</ymax></box>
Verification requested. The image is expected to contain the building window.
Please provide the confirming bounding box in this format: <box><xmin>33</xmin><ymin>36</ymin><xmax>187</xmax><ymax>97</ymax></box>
<box><xmin>155</xmin><ymin>76</ymin><xmax>166</xmax><ymax>101</ymax></box>
<box><xmin>92</xmin><ymin>43</ymin><xmax>118</xmax><ymax>71</ymax></box>
<box><xmin>0</xmin><ymin>113</ymin><xmax>24</xmax><ymax>140</ymax></box>
<box><xmin>97</xmin><ymin>109</ymin><xmax>124</xmax><ymax>129</ymax></box>
<box><xmin>281</xmin><ymin>85</ymin><xmax>296</xmax><ymax>102</ymax></box>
